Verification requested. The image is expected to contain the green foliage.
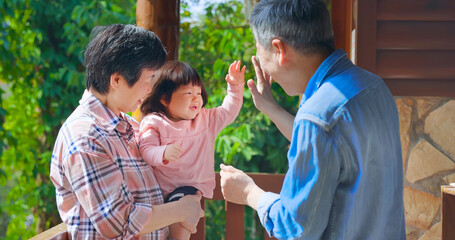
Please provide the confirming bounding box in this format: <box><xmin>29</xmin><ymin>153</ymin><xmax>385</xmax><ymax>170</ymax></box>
<box><xmin>0</xmin><ymin>0</ymin><xmax>298</xmax><ymax>238</ymax></box>
<box><xmin>180</xmin><ymin>1</ymin><xmax>298</xmax><ymax>239</ymax></box>
<box><xmin>180</xmin><ymin>1</ymin><xmax>298</xmax><ymax>175</ymax></box>
<box><xmin>0</xmin><ymin>0</ymin><xmax>136</xmax><ymax>238</ymax></box>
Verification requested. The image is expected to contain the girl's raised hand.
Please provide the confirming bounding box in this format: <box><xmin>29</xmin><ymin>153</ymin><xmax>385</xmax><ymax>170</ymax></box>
<box><xmin>226</xmin><ymin>60</ymin><xmax>246</xmax><ymax>86</ymax></box>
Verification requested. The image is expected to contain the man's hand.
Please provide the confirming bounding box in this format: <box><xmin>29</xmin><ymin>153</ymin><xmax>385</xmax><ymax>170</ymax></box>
<box><xmin>248</xmin><ymin>55</ymin><xmax>294</xmax><ymax>141</ymax></box>
<box><xmin>163</xmin><ymin>144</ymin><xmax>182</xmax><ymax>164</ymax></box>
<box><xmin>226</xmin><ymin>60</ymin><xmax>246</xmax><ymax>86</ymax></box>
<box><xmin>219</xmin><ymin>164</ymin><xmax>265</xmax><ymax>210</ymax></box>
<box><xmin>247</xmin><ymin>56</ymin><xmax>280</xmax><ymax>114</ymax></box>
<box><xmin>178</xmin><ymin>192</ymin><xmax>204</xmax><ymax>233</ymax></box>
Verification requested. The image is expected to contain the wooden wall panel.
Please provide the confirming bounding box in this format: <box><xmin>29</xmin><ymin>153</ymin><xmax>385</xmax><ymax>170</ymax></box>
<box><xmin>356</xmin><ymin>0</ymin><xmax>455</xmax><ymax>96</ymax></box>
<box><xmin>376</xmin><ymin>50</ymin><xmax>455</xmax><ymax>79</ymax></box>
<box><xmin>385</xmin><ymin>79</ymin><xmax>455</xmax><ymax>97</ymax></box>
<box><xmin>377</xmin><ymin>21</ymin><xmax>455</xmax><ymax>50</ymax></box>
<box><xmin>377</xmin><ymin>0</ymin><xmax>455</xmax><ymax>21</ymax></box>
<box><xmin>356</xmin><ymin>0</ymin><xmax>377</xmax><ymax>73</ymax></box>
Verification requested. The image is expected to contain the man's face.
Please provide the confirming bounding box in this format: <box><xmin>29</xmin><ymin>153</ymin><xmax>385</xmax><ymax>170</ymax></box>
<box><xmin>255</xmin><ymin>41</ymin><xmax>274</xmax><ymax>79</ymax></box>
<box><xmin>256</xmin><ymin>39</ymin><xmax>304</xmax><ymax>96</ymax></box>
<box><xmin>255</xmin><ymin>40</ymin><xmax>294</xmax><ymax>94</ymax></box>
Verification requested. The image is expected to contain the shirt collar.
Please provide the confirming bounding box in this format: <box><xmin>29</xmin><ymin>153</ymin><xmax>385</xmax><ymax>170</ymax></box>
<box><xmin>301</xmin><ymin>49</ymin><xmax>351</xmax><ymax>105</ymax></box>
<box><xmin>79</xmin><ymin>90</ymin><xmax>134</xmax><ymax>135</ymax></box>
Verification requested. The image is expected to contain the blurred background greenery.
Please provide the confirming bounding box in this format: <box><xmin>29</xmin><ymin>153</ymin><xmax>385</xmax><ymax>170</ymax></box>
<box><xmin>0</xmin><ymin>0</ymin><xmax>297</xmax><ymax>239</ymax></box>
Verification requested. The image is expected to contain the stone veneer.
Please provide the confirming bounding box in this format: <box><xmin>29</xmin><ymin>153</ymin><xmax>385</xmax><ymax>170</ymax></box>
<box><xmin>396</xmin><ymin>97</ymin><xmax>455</xmax><ymax>240</ymax></box>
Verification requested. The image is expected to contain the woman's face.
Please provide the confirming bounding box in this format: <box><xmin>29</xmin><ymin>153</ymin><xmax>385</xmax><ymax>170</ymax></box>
<box><xmin>162</xmin><ymin>83</ymin><xmax>203</xmax><ymax>122</ymax></box>
<box><xmin>117</xmin><ymin>68</ymin><xmax>156</xmax><ymax>114</ymax></box>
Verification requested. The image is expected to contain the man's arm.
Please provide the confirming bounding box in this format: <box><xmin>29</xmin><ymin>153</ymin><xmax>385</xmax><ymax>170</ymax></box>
<box><xmin>220</xmin><ymin>120</ymin><xmax>341</xmax><ymax>239</ymax></box>
<box><xmin>219</xmin><ymin>164</ymin><xmax>265</xmax><ymax>210</ymax></box>
<box><xmin>248</xmin><ymin>56</ymin><xmax>294</xmax><ymax>141</ymax></box>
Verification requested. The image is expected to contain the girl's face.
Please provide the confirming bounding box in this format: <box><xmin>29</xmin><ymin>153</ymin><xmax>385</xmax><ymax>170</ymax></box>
<box><xmin>162</xmin><ymin>83</ymin><xmax>203</xmax><ymax>122</ymax></box>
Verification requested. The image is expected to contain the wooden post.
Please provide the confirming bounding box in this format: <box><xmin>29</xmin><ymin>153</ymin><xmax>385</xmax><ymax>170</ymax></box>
<box><xmin>225</xmin><ymin>202</ymin><xmax>245</xmax><ymax>240</ymax></box>
<box><xmin>134</xmin><ymin>0</ymin><xmax>180</xmax><ymax>121</ymax></box>
<box><xmin>136</xmin><ymin>0</ymin><xmax>180</xmax><ymax>61</ymax></box>
<box><xmin>331</xmin><ymin>0</ymin><xmax>353</xmax><ymax>60</ymax></box>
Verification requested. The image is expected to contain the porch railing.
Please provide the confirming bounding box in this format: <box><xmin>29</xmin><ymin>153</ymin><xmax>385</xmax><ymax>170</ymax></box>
<box><xmin>30</xmin><ymin>172</ymin><xmax>285</xmax><ymax>240</ymax></box>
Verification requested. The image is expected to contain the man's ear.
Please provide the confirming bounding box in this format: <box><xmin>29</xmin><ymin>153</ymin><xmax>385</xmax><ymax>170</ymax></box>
<box><xmin>271</xmin><ymin>39</ymin><xmax>287</xmax><ymax>66</ymax></box>
<box><xmin>109</xmin><ymin>72</ymin><xmax>124</xmax><ymax>90</ymax></box>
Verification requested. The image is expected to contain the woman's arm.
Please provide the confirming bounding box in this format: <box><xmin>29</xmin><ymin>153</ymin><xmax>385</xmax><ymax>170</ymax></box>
<box><xmin>138</xmin><ymin>193</ymin><xmax>204</xmax><ymax>235</ymax></box>
<box><xmin>66</xmin><ymin>149</ymin><xmax>203</xmax><ymax>238</ymax></box>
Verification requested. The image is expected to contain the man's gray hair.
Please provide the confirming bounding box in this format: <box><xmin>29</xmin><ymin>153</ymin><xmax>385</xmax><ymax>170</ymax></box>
<box><xmin>250</xmin><ymin>0</ymin><xmax>335</xmax><ymax>55</ymax></box>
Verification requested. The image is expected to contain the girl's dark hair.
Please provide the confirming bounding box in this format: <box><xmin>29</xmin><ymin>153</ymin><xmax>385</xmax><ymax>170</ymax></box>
<box><xmin>141</xmin><ymin>61</ymin><xmax>208</xmax><ymax>116</ymax></box>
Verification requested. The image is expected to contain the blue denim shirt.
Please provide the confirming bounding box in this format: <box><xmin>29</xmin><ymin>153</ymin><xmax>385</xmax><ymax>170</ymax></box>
<box><xmin>257</xmin><ymin>50</ymin><xmax>406</xmax><ymax>240</ymax></box>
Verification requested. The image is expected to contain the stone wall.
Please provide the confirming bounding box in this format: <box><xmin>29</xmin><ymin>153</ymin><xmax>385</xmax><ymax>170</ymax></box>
<box><xmin>396</xmin><ymin>97</ymin><xmax>455</xmax><ymax>240</ymax></box>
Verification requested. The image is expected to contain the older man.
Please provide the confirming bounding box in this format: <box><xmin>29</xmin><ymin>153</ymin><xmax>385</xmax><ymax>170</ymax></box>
<box><xmin>220</xmin><ymin>0</ymin><xmax>405</xmax><ymax>239</ymax></box>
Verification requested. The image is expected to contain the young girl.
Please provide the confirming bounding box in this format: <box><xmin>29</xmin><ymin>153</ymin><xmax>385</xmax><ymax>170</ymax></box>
<box><xmin>138</xmin><ymin>60</ymin><xmax>245</xmax><ymax>240</ymax></box>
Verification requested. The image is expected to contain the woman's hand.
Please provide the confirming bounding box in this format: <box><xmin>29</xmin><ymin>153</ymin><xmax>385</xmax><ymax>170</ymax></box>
<box><xmin>178</xmin><ymin>192</ymin><xmax>205</xmax><ymax>233</ymax></box>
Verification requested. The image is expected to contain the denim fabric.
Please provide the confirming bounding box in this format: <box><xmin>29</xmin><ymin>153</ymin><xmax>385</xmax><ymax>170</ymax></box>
<box><xmin>257</xmin><ymin>50</ymin><xmax>406</xmax><ymax>240</ymax></box>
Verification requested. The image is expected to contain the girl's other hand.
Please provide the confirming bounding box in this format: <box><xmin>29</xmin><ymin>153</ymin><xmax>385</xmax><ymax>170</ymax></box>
<box><xmin>163</xmin><ymin>144</ymin><xmax>183</xmax><ymax>164</ymax></box>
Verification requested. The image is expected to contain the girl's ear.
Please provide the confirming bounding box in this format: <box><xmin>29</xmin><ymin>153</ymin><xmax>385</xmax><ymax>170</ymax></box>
<box><xmin>160</xmin><ymin>96</ymin><xmax>168</xmax><ymax>107</ymax></box>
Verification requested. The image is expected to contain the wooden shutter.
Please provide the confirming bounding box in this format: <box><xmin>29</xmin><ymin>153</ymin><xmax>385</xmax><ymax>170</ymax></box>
<box><xmin>356</xmin><ymin>0</ymin><xmax>455</xmax><ymax>96</ymax></box>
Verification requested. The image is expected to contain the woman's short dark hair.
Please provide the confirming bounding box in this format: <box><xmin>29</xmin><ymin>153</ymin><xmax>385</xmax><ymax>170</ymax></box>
<box><xmin>250</xmin><ymin>0</ymin><xmax>335</xmax><ymax>55</ymax></box>
<box><xmin>84</xmin><ymin>24</ymin><xmax>167</xmax><ymax>94</ymax></box>
<box><xmin>141</xmin><ymin>61</ymin><xmax>208</xmax><ymax>116</ymax></box>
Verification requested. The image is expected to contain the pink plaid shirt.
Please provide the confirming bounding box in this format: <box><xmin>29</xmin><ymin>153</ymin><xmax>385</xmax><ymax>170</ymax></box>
<box><xmin>50</xmin><ymin>90</ymin><xmax>168</xmax><ymax>239</ymax></box>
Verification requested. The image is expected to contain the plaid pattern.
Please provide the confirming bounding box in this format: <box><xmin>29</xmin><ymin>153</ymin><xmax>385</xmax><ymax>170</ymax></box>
<box><xmin>50</xmin><ymin>90</ymin><xmax>168</xmax><ymax>240</ymax></box>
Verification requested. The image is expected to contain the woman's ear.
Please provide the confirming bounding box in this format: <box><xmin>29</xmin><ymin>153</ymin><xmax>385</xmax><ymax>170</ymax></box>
<box><xmin>110</xmin><ymin>72</ymin><xmax>125</xmax><ymax>90</ymax></box>
<box><xmin>271</xmin><ymin>39</ymin><xmax>287</xmax><ymax>66</ymax></box>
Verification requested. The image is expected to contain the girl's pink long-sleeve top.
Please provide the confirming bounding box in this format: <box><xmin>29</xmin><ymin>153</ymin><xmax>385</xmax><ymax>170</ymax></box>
<box><xmin>138</xmin><ymin>83</ymin><xmax>244</xmax><ymax>198</ymax></box>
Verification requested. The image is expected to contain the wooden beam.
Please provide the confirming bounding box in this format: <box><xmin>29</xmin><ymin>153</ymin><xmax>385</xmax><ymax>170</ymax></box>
<box><xmin>29</xmin><ymin>222</ymin><xmax>68</xmax><ymax>240</ymax></box>
<box><xmin>33</xmin><ymin>173</ymin><xmax>285</xmax><ymax>240</ymax></box>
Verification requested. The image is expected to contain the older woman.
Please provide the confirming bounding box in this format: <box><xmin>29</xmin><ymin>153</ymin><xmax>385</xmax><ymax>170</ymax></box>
<box><xmin>50</xmin><ymin>24</ymin><xmax>203</xmax><ymax>239</ymax></box>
